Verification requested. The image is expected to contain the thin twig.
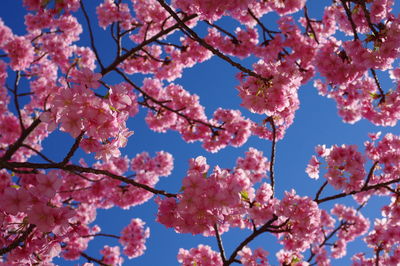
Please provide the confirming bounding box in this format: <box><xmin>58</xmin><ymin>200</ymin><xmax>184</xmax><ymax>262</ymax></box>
<box><xmin>79</xmin><ymin>0</ymin><xmax>105</xmax><ymax>71</ymax></box>
<box><xmin>21</xmin><ymin>144</ymin><xmax>56</xmax><ymax>164</ymax></box>
<box><xmin>247</xmin><ymin>8</ymin><xmax>279</xmax><ymax>41</ymax></box>
<box><xmin>304</xmin><ymin>6</ymin><xmax>319</xmax><ymax>44</ymax></box>
<box><xmin>60</xmin><ymin>131</ymin><xmax>85</xmax><ymax>165</ymax></box>
<box><xmin>307</xmin><ymin>221</ymin><xmax>347</xmax><ymax>263</ymax></box>
<box><xmin>156</xmin><ymin>0</ymin><xmax>272</xmax><ymax>84</ymax></box>
<box><xmin>370</xmin><ymin>68</ymin><xmax>385</xmax><ymax>103</ymax></box>
<box><xmin>0</xmin><ymin>224</ymin><xmax>36</xmax><ymax>256</ymax></box>
<box><xmin>359</xmin><ymin>1</ymin><xmax>379</xmax><ymax>36</ymax></box>
<box><xmin>1</xmin><ymin>161</ymin><xmax>177</xmax><ymax>197</ymax></box>
<box><xmin>12</xmin><ymin>71</ymin><xmax>25</xmax><ymax>130</ymax></box>
<box><xmin>340</xmin><ymin>0</ymin><xmax>359</xmax><ymax>40</ymax></box>
<box><xmin>214</xmin><ymin>224</ymin><xmax>227</xmax><ymax>263</ymax></box>
<box><xmin>362</xmin><ymin>161</ymin><xmax>379</xmax><ymax>189</ymax></box>
<box><xmin>224</xmin><ymin>216</ymin><xmax>279</xmax><ymax>265</ymax></box>
<box><xmin>266</xmin><ymin>117</ymin><xmax>276</xmax><ymax>197</ymax></box>
<box><xmin>314</xmin><ymin>181</ymin><xmax>328</xmax><ymax>201</ymax></box>
<box><xmin>1</xmin><ymin>118</ymin><xmax>41</xmax><ymax>161</ymax></box>
<box><xmin>316</xmin><ymin>176</ymin><xmax>400</xmax><ymax>204</ymax></box>
<box><xmin>204</xmin><ymin>21</ymin><xmax>240</xmax><ymax>44</ymax></box>
<box><xmin>82</xmin><ymin>233</ymin><xmax>120</xmax><ymax>239</ymax></box>
<box><xmin>80</xmin><ymin>252</ymin><xmax>110</xmax><ymax>266</ymax></box>
<box><xmin>115</xmin><ymin>69</ymin><xmax>224</xmax><ymax>131</ymax></box>
<box><xmin>101</xmin><ymin>14</ymin><xmax>197</xmax><ymax>76</ymax></box>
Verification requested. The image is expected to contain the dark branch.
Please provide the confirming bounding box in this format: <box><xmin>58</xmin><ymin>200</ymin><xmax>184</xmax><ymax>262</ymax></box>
<box><xmin>1</xmin><ymin>161</ymin><xmax>177</xmax><ymax>197</ymax></box>
<box><xmin>304</xmin><ymin>6</ymin><xmax>319</xmax><ymax>44</ymax></box>
<box><xmin>362</xmin><ymin>161</ymin><xmax>379</xmax><ymax>189</ymax></box>
<box><xmin>359</xmin><ymin>1</ymin><xmax>379</xmax><ymax>36</ymax></box>
<box><xmin>317</xmin><ymin>176</ymin><xmax>400</xmax><ymax>204</ymax></box>
<box><xmin>314</xmin><ymin>181</ymin><xmax>328</xmax><ymax>202</ymax></box>
<box><xmin>101</xmin><ymin>14</ymin><xmax>197</xmax><ymax>76</ymax></box>
<box><xmin>1</xmin><ymin>118</ymin><xmax>41</xmax><ymax>161</ymax></box>
<box><xmin>115</xmin><ymin>69</ymin><xmax>224</xmax><ymax>131</ymax></box>
<box><xmin>60</xmin><ymin>131</ymin><xmax>85</xmax><ymax>165</ymax></box>
<box><xmin>79</xmin><ymin>0</ymin><xmax>105</xmax><ymax>71</ymax></box>
<box><xmin>21</xmin><ymin>144</ymin><xmax>56</xmax><ymax>164</ymax></box>
<box><xmin>370</xmin><ymin>69</ymin><xmax>385</xmax><ymax>103</ymax></box>
<box><xmin>12</xmin><ymin>71</ymin><xmax>25</xmax><ymax>130</ymax></box>
<box><xmin>80</xmin><ymin>252</ymin><xmax>110</xmax><ymax>266</ymax></box>
<box><xmin>224</xmin><ymin>215</ymin><xmax>279</xmax><ymax>265</ymax></box>
<box><xmin>0</xmin><ymin>224</ymin><xmax>36</xmax><ymax>256</ymax></box>
<box><xmin>214</xmin><ymin>224</ymin><xmax>227</xmax><ymax>263</ymax></box>
<box><xmin>204</xmin><ymin>21</ymin><xmax>240</xmax><ymax>44</ymax></box>
<box><xmin>82</xmin><ymin>233</ymin><xmax>120</xmax><ymax>239</ymax></box>
<box><xmin>340</xmin><ymin>0</ymin><xmax>359</xmax><ymax>40</ymax></box>
<box><xmin>156</xmin><ymin>0</ymin><xmax>272</xmax><ymax>84</ymax></box>
<box><xmin>307</xmin><ymin>221</ymin><xmax>347</xmax><ymax>263</ymax></box>
<box><xmin>266</xmin><ymin>117</ymin><xmax>276</xmax><ymax>197</ymax></box>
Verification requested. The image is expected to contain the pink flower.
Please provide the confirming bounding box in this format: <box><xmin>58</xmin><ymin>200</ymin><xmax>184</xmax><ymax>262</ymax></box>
<box><xmin>238</xmin><ymin>246</ymin><xmax>270</xmax><ymax>266</ymax></box>
<box><xmin>27</xmin><ymin>204</ymin><xmax>56</xmax><ymax>232</ymax></box>
<box><xmin>71</xmin><ymin>68</ymin><xmax>102</xmax><ymax>89</ymax></box>
<box><xmin>306</xmin><ymin>155</ymin><xmax>320</xmax><ymax>179</ymax></box>
<box><xmin>100</xmin><ymin>246</ymin><xmax>124</xmax><ymax>266</ymax></box>
<box><xmin>119</xmin><ymin>218</ymin><xmax>150</xmax><ymax>259</ymax></box>
<box><xmin>177</xmin><ymin>244</ymin><xmax>222</xmax><ymax>266</ymax></box>
<box><xmin>3</xmin><ymin>36</ymin><xmax>34</xmax><ymax>71</ymax></box>
<box><xmin>0</xmin><ymin>187</ymin><xmax>31</xmax><ymax>215</ymax></box>
<box><xmin>35</xmin><ymin>172</ymin><xmax>62</xmax><ymax>199</ymax></box>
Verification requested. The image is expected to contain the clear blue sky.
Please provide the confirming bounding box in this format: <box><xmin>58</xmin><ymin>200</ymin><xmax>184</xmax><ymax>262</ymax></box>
<box><xmin>1</xmin><ymin>0</ymin><xmax>400</xmax><ymax>265</ymax></box>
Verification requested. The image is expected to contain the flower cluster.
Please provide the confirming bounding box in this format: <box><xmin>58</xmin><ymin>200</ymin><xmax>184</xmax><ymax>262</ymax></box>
<box><xmin>177</xmin><ymin>244</ymin><xmax>223</xmax><ymax>266</ymax></box>
<box><xmin>119</xmin><ymin>218</ymin><xmax>150</xmax><ymax>258</ymax></box>
<box><xmin>330</xmin><ymin>204</ymin><xmax>370</xmax><ymax>258</ymax></box>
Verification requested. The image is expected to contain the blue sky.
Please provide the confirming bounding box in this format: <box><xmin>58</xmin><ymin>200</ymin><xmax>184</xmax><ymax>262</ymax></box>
<box><xmin>1</xmin><ymin>0</ymin><xmax>400</xmax><ymax>265</ymax></box>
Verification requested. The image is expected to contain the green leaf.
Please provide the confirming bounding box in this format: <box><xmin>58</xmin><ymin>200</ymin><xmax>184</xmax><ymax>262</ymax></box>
<box><xmin>240</xmin><ymin>190</ymin><xmax>249</xmax><ymax>201</ymax></box>
<box><xmin>352</xmin><ymin>6</ymin><xmax>360</xmax><ymax>14</ymax></box>
<box><xmin>11</xmin><ymin>184</ymin><xmax>20</xmax><ymax>189</ymax></box>
<box><xmin>370</xmin><ymin>93</ymin><xmax>380</xmax><ymax>99</ymax></box>
<box><xmin>253</xmin><ymin>202</ymin><xmax>261</xmax><ymax>207</ymax></box>
<box><xmin>291</xmin><ymin>257</ymin><xmax>300</xmax><ymax>263</ymax></box>
<box><xmin>109</xmin><ymin>105</ymin><xmax>120</xmax><ymax>113</ymax></box>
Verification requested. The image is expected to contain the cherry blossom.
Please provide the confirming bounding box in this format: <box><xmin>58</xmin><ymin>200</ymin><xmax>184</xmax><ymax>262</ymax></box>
<box><xmin>0</xmin><ymin>0</ymin><xmax>399</xmax><ymax>265</ymax></box>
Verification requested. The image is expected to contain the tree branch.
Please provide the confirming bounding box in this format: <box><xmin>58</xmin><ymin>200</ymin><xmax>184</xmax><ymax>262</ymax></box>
<box><xmin>79</xmin><ymin>0</ymin><xmax>105</xmax><ymax>71</ymax></box>
<box><xmin>314</xmin><ymin>181</ymin><xmax>328</xmax><ymax>202</ymax></box>
<box><xmin>370</xmin><ymin>68</ymin><xmax>385</xmax><ymax>104</ymax></box>
<box><xmin>80</xmin><ymin>252</ymin><xmax>110</xmax><ymax>266</ymax></box>
<box><xmin>156</xmin><ymin>0</ymin><xmax>272</xmax><ymax>84</ymax></box>
<box><xmin>1</xmin><ymin>161</ymin><xmax>177</xmax><ymax>197</ymax></box>
<box><xmin>82</xmin><ymin>233</ymin><xmax>120</xmax><ymax>239</ymax></box>
<box><xmin>60</xmin><ymin>131</ymin><xmax>85</xmax><ymax>165</ymax></box>
<box><xmin>340</xmin><ymin>0</ymin><xmax>359</xmax><ymax>40</ymax></box>
<box><xmin>307</xmin><ymin>221</ymin><xmax>347</xmax><ymax>263</ymax></box>
<box><xmin>0</xmin><ymin>224</ymin><xmax>36</xmax><ymax>256</ymax></box>
<box><xmin>304</xmin><ymin>6</ymin><xmax>319</xmax><ymax>44</ymax></box>
<box><xmin>214</xmin><ymin>224</ymin><xmax>227</xmax><ymax>263</ymax></box>
<box><xmin>266</xmin><ymin>117</ymin><xmax>276</xmax><ymax>197</ymax></box>
<box><xmin>317</xmin><ymin>176</ymin><xmax>400</xmax><ymax>204</ymax></box>
<box><xmin>101</xmin><ymin>14</ymin><xmax>197</xmax><ymax>76</ymax></box>
<box><xmin>1</xmin><ymin>118</ymin><xmax>41</xmax><ymax>161</ymax></box>
<box><xmin>12</xmin><ymin>71</ymin><xmax>25</xmax><ymax>130</ymax></box>
<box><xmin>224</xmin><ymin>215</ymin><xmax>279</xmax><ymax>265</ymax></box>
<box><xmin>362</xmin><ymin>161</ymin><xmax>379</xmax><ymax>189</ymax></box>
<box><xmin>115</xmin><ymin>69</ymin><xmax>224</xmax><ymax>131</ymax></box>
<box><xmin>21</xmin><ymin>144</ymin><xmax>57</xmax><ymax>164</ymax></box>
